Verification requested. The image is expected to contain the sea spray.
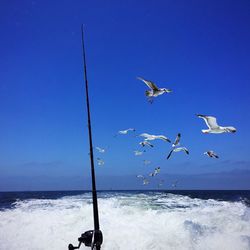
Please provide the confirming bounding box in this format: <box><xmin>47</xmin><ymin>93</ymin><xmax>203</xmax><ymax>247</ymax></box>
<box><xmin>0</xmin><ymin>192</ymin><xmax>250</xmax><ymax>250</ymax></box>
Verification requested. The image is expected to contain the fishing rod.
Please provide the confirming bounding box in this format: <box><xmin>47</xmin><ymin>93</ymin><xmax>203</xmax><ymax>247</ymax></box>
<box><xmin>68</xmin><ymin>25</ymin><xmax>103</xmax><ymax>250</ymax></box>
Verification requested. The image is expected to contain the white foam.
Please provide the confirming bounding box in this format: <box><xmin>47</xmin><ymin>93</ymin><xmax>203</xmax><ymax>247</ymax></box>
<box><xmin>0</xmin><ymin>193</ymin><xmax>250</xmax><ymax>250</ymax></box>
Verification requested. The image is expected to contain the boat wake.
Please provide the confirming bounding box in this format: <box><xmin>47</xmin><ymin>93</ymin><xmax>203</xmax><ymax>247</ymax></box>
<box><xmin>0</xmin><ymin>192</ymin><xmax>250</xmax><ymax>250</ymax></box>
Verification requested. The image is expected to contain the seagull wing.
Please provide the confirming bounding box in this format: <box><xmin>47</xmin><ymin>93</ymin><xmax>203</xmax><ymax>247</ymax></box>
<box><xmin>167</xmin><ymin>149</ymin><xmax>174</xmax><ymax>159</ymax></box>
<box><xmin>158</xmin><ymin>135</ymin><xmax>171</xmax><ymax>143</ymax></box>
<box><xmin>197</xmin><ymin>114</ymin><xmax>219</xmax><ymax>129</ymax></box>
<box><xmin>172</xmin><ymin>133</ymin><xmax>181</xmax><ymax>147</ymax></box>
<box><xmin>174</xmin><ymin>147</ymin><xmax>189</xmax><ymax>155</ymax></box>
<box><xmin>182</xmin><ymin>147</ymin><xmax>189</xmax><ymax>155</ymax></box>
<box><xmin>137</xmin><ymin>77</ymin><xmax>159</xmax><ymax>91</ymax></box>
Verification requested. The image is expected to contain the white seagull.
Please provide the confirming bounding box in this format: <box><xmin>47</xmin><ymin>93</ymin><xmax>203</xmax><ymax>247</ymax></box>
<box><xmin>97</xmin><ymin>158</ymin><xmax>105</xmax><ymax>166</ymax></box>
<box><xmin>139</xmin><ymin>141</ymin><xmax>154</xmax><ymax>147</ymax></box>
<box><xmin>136</xmin><ymin>175</ymin><xmax>144</xmax><ymax>178</ymax></box>
<box><xmin>140</xmin><ymin>133</ymin><xmax>171</xmax><ymax>143</ymax></box>
<box><xmin>118</xmin><ymin>128</ymin><xmax>136</xmax><ymax>135</ymax></box>
<box><xmin>143</xmin><ymin>179</ymin><xmax>149</xmax><ymax>185</ymax></box>
<box><xmin>149</xmin><ymin>167</ymin><xmax>160</xmax><ymax>177</ymax></box>
<box><xmin>172</xmin><ymin>180</ymin><xmax>178</xmax><ymax>188</ymax></box>
<box><xmin>95</xmin><ymin>147</ymin><xmax>105</xmax><ymax>153</ymax></box>
<box><xmin>137</xmin><ymin>76</ymin><xmax>172</xmax><ymax>102</ymax></box>
<box><xmin>172</xmin><ymin>133</ymin><xmax>181</xmax><ymax>147</ymax></box>
<box><xmin>134</xmin><ymin>150</ymin><xmax>145</xmax><ymax>156</ymax></box>
<box><xmin>167</xmin><ymin>147</ymin><xmax>189</xmax><ymax>160</ymax></box>
<box><xmin>204</xmin><ymin>150</ymin><xmax>219</xmax><ymax>159</ymax></box>
<box><xmin>196</xmin><ymin>114</ymin><xmax>236</xmax><ymax>134</ymax></box>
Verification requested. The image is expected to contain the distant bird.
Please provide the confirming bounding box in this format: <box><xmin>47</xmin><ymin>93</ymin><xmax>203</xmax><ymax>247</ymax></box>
<box><xmin>143</xmin><ymin>160</ymin><xmax>151</xmax><ymax>165</ymax></box>
<box><xmin>167</xmin><ymin>147</ymin><xmax>189</xmax><ymax>159</ymax></box>
<box><xmin>149</xmin><ymin>167</ymin><xmax>160</xmax><ymax>177</ymax></box>
<box><xmin>196</xmin><ymin>114</ymin><xmax>236</xmax><ymax>134</ymax></box>
<box><xmin>136</xmin><ymin>175</ymin><xmax>144</xmax><ymax>178</ymax></box>
<box><xmin>172</xmin><ymin>180</ymin><xmax>178</xmax><ymax>188</ymax></box>
<box><xmin>172</xmin><ymin>133</ymin><xmax>181</xmax><ymax>147</ymax></box>
<box><xmin>154</xmin><ymin>167</ymin><xmax>160</xmax><ymax>175</ymax></box>
<box><xmin>204</xmin><ymin>150</ymin><xmax>219</xmax><ymax>159</ymax></box>
<box><xmin>118</xmin><ymin>128</ymin><xmax>136</xmax><ymax>135</ymax></box>
<box><xmin>137</xmin><ymin>76</ymin><xmax>172</xmax><ymax>103</ymax></box>
<box><xmin>140</xmin><ymin>133</ymin><xmax>171</xmax><ymax>143</ymax></box>
<box><xmin>97</xmin><ymin>158</ymin><xmax>105</xmax><ymax>166</ymax></box>
<box><xmin>95</xmin><ymin>147</ymin><xmax>105</xmax><ymax>153</ymax></box>
<box><xmin>134</xmin><ymin>150</ymin><xmax>145</xmax><ymax>156</ymax></box>
<box><xmin>136</xmin><ymin>175</ymin><xmax>149</xmax><ymax>185</ymax></box>
<box><xmin>139</xmin><ymin>141</ymin><xmax>154</xmax><ymax>147</ymax></box>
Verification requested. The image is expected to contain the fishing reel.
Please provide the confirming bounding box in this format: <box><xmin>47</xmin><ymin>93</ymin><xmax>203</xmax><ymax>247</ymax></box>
<box><xmin>68</xmin><ymin>230</ymin><xmax>103</xmax><ymax>250</ymax></box>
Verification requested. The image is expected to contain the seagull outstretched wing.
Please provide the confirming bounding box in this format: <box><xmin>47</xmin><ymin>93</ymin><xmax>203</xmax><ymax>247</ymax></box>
<box><xmin>167</xmin><ymin>149</ymin><xmax>174</xmax><ymax>159</ymax></box>
<box><xmin>172</xmin><ymin>133</ymin><xmax>181</xmax><ymax>147</ymax></box>
<box><xmin>137</xmin><ymin>77</ymin><xmax>159</xmax><ymax>91</ymax></box>
<box><xmin>197</xmin><ymin>114</ymin><xmax>219</xmax><ymax>129</ymax></box>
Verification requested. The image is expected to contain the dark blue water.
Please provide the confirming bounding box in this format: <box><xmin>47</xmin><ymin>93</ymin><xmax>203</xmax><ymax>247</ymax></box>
<box><xmin>1</xmin><ymin>190</ymin><xmax>250</xmax><ymax>210</ymax></box>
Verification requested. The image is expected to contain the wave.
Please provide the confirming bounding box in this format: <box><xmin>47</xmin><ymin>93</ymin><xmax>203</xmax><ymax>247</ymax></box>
<box><xmin>0</xmin><ymin>193</ymin><xmax>250</xmax><ymax>250</ymax></box>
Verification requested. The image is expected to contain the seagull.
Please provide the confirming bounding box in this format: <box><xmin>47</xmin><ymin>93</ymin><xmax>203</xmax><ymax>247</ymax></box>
<box><xmin>143</xmin><ymin>160</ymin><xmax>151</xmax><ymax>165</ymax></box>
<box><xmin>140</xmin><ymin>133</ymin><xmax>171</xmax><ymax>143</ymax></box>
<box><xmin>97</xmin><ymin>158</ymin><xmax>105</xmax><ymax>166</ymax></box>
<box><xmin>172</xmin><ymin>180</ymin><xmax>178</xmax><ymax>188</ymax></box>
<box><xmin>118</xmin><ymin>128</ymin><xmax>136</xmax><ymax>135</ymax></box>
<box><xmin>167</xmin><ymin>147</ymin><xmax>189</xmax><ymax>159</ymax></box>
<box><xmin>196</xmin><ymin>114</ymin><xmax>236</xmax><ymax>134</ymax></box>
<box><xmin>149</xmin><ymin>167</ymin><xmax>160</xmax><ymax>177</ymax></box>
<box><xmin>154</xmin><ymin>167</ymin><xmax>160</xmax><ymax>175</ymax></box>
<box><xmin>136</xmin><ymin>175</ymin><xmax>149</xmax><ymax>185</ymax></box>
<box><xmin>172</xmin><ymin>133</ymin><xmax>181</xmax><ymax>147</ymax></box>
<box><xmin>136</xmin><ymin>174</ymin><xmax>144</xmax><ymax>178</ymax></box>
<box><xmin>134</xmin><ymin>150</ymin><xmax>145</xmax><ymax>156</ymax></box>
<box><xmin>95</xmin><ymin>147</ymin><xmax>105</xmax><ymax>153</ymax></box>
<box><xmin>139</xmin><ymin>141</ymin><xmax>154</xmax><ymax>147</ymax></box>
<box><xmin>137</xmin><ymin>76</ymin><xmax>172</xmax><ymax>103</ymax></box>
<box><xmin>204</xmin><ymin>150</ymin><xmax>219</xmax><ymax>158</ymax></box>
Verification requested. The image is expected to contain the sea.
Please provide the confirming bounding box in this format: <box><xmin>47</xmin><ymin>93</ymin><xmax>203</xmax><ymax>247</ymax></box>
<box><xmin>0</xmin><ymin>190</ymin><xmax>250</xmax><ymax>250</ymax></box>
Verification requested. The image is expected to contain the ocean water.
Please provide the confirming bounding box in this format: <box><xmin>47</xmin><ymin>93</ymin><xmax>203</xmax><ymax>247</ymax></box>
<box><xmin>0</xmin><ymin>191</ymin><xmax>250</xmax><ymax>250</ymax></box>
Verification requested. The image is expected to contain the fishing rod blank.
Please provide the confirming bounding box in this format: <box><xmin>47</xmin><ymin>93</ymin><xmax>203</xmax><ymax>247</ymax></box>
<box><xmin>68</xmin><ymin>25</ymin><xmax>103</xmax><ymax>250</ymax></box>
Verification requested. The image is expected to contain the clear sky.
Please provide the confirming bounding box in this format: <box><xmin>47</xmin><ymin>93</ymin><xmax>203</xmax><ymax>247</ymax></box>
<box><xmin>0</xmin><ymin>0</ymin><xmax>250</xmax><ymax>190</ymax></box>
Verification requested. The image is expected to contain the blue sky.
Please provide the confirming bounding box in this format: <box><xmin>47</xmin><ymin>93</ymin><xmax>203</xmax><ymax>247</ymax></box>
<box><xmin>0</xmin><ymin>0</ymin><xmax>250</xmax><ymax>190</ymax></box>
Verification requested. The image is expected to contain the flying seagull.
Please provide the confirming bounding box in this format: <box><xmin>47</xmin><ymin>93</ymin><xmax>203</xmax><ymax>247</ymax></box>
<box><xmin>137</xmin><ymin>76</ymin><xmax>172</xmax><ymax>103</ymax></box>
<box><xmin>97</xmin><ymin>158</ymin><xmax>105</xmax><ymax>166</ymax></box>
<box><xmin>140</xmin><ymin>133</ymin><xmax>171</xmax><ymax>143</ymax></box>
<box><xmin>172</xmin><ymin>180</ymin><xmax>178</xmax><ymax>188</ymax></box>
<box><xmin>136</xmin><ymin>175</ymin><xmax>144</xmax><ymax>178</ymax></box>
<box><xmin>167</xmin><ymin>147</ymin><xmax>189</xmax><ymax>160</ymax></box>
<box><xmin>204</xmin><ymin>150</ymin><xmax>219</xmax><ymax>158</ymax></box>
<box><xmin>136</xmin><ymin>175</ymin><xmax>149</xmax><ymax>185</ymax></box>
<box><xmin>134</xmin><ymin>150</ymin><xmax>145</xmax><ymax>156</ymax></box>
<box><xmin>196</xmin><ymin>114</ymin><xmax>236</xmax><ymax>134</ymax></box>
<box><xmin>172</xmin><ymin>133</ymin><xmax>181</xmax><ymax>147</ymax></box>
<box><xmin>154</xmin><ymin>167</ymin><xmax>160</xmax><ymax>176</ymax></box>
<box><xmin>118</xmin><ymin>128</ymin><xmax>136</xmax><ymax>135</ymax></box>
<box><xmin>139</xmin><ymin>141</ymin><xmax>154</xmax><ymax>147</ymax></box>
<box><xmin>96</xmin><ymin>147</ymin><xmax>105</xmax><ymax>153</ymax></box>
<box><xmin>149</xmin><ymin>167</ymin><xmax>161</xmax><ymax>177</ymax></box>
